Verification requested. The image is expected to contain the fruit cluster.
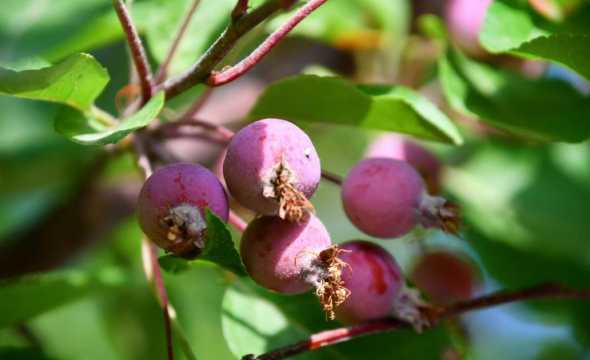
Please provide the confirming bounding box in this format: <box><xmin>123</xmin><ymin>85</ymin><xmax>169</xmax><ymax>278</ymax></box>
<box><xmin>138</xmin><ymin>118</ymin><xmax>477</xmax><ymax>324</ymax></box>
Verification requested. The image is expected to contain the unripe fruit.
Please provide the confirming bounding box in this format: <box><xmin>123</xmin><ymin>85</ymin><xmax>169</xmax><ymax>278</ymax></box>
<box><xmin>411</xmin><ymin>251</ymin><xmax>478</xmax><ymax>305</ymax></box>
<box><xmin>335</xmin><ymin>241</ymin><xmax>403</xmax><ymax>324</ymax></box>
<box><xmin>138</xmin><ymin>163</ymin><xmax>229</xmax><ymax>258</ymax></box>
<box><xmin>342</xmin><ymin>158</ymin><xmax>459</xmax><ymax>238</ymax></box>
<box><xmin>240</xmin><ymin>215</ymin><xmax>349</xmax><ymax>319</ymax></box>
<box><xmin>365</xmin><ymin>134</ymin><xmax>442</xmax><ymax>194</ymax></box>
<box><xmin>223</xmin><ymin>119</ymin><xmax>321</xmax><ymax>221</ymax></box>
<box><xmin>445</xmin><ymin>0</ymin><xmax>492</xmax><ymax>57</ymax></box>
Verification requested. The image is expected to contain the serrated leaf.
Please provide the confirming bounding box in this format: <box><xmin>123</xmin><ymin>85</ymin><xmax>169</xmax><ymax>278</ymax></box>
<box><xmin>0</xmin><ymin>53</ymin><xmax>109</xmax><ymax>111</ymax></box>
<box><xmin>438</xmin><ymin>49</ymin><xmax>590</xmax><ymax>142</ymax></box>
<box><xmin>54</xmin><ymin>92</ymin><xmax>165</xmax><ymax>145</ymax></box>
<box><xmin>249</xmin><ymin>75</ymin><xmax>463</xmax><ymax>144</ymax></box>
<box><xmin>480</xmin><ymin>0</ymin><xmax>590</xmax><ymax>80</ymax></box>
<box><xmin>159</xmin><ymin>210</ymin><xmax>246</xmax><ymax>276</ymax></box>
<box><xmin>0</xmin><ymin>268</ymin><xmax>124</xmax><ymax>328</ymax></box>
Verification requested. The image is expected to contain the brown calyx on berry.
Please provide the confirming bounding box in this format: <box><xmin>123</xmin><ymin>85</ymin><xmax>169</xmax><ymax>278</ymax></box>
<box><xmin>264</xmin><ymin>161</ymin><xmax>315</xmax><ymax>222</ymax></box>
<box><xmin>419</xmin><ymin>195</ymin><xmax>461</xmax><ymax>234</ymax></box>
<box><xmin>300</xmin><ymin>246</ymin><xmax>351</xmax><ymax>320</ymax></box>
<box><xmin>160</xmin><ymin>204</ymin><xmax>207</xmax><ymax>259</ymax></box>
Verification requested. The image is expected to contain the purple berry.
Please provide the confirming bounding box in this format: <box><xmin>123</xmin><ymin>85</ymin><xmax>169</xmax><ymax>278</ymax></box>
<box><xmin>223</xmin><ymin>119</ymin><xmax>321</xmax><ymax>221</ymax></box>
<box><xmin>411</xmin><ymin>251</ymin><xmax>479</xmax><ymax>305</ymax></box>
<box><xmin>240</xmin><ymin>215</ymin><xmax>349</xmax><ymax>319</ymax></box>
<box><xmin>366</xmin><ymin>134</ymin><xmax>442</xmax><ymax>194</ymax></box>
<box><xmin>342</xmin><ymin>158</ymin><xmax>459</xmax><ymax>238</ymax></box>
<box><xmin>445</xmin><ymin>0</ymin><xmax>492</xmax><ymax>57</ymax></box>
<box><xmin>138</xmin><ymin>163</ymin><xmax>229</xmax><ymax>258</ymax></box>
<box><xmin>335</xmin><ymin>241</ymin><xmax>403</xmax><ymax>324</ymax></box>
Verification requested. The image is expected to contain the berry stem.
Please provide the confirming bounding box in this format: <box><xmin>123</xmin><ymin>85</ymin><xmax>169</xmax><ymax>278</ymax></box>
<box><xmin>155</xmin><ymin>0</ymin><xmax>202</xmax><ymax>83</ymax></box>
<box><xmin>229</xmin><ymin>210</ymin><xmax>248</xmax><ymax>232</ymax></box>
<box><xmin>245</xmin><ymin>283</ymin><xmax>590</xmax><ymax>360</ymax></box>
<box><xmin>162</xmin><ymin>0</ymin><xmax>286</xmax><ymax>99</ymax></box>
<box><xmin>113</xmin><ymin>0</ymin><xmax>154</xmax><ymax>104</ymax></box>
<box><xmin>320</xmin><ymin>170</ymin><xmax>343</xmax><ymax>185</ymax></box>
<box><xmin>208</xmin><ymin>0</ymin><xmax>330</xmax><ymax>86</ymax></box>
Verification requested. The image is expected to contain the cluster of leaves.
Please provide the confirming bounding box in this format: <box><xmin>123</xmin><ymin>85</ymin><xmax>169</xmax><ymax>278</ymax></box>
<box><xmin>1</xmin><ymin>0</ymin><xmax>590</xmax><ymax>359</ymax></box>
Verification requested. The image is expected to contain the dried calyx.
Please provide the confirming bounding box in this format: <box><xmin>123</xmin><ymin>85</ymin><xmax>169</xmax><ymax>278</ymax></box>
<box><xmin>161</xmin><ymin>204</ymin><xmax>207</xmax><ymax>259</ymax></box>
<box><xmin>264</xmin><ymin>161</ymin><xmax>315</xmax><ymax>222</ymax></box>
<box><xmin>419</xmin><ymin>195</ymin><xmax>461</xmax><ymax>234</ymax></box>
<box><xmin>300</xmin><ymin>246</ymin><xmax>351</xmax><ymax>320</ymax></box>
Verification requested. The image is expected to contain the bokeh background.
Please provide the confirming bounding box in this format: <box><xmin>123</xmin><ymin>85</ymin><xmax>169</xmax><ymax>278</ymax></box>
<box><xmin>1</xmin><ymin>0</ymin><xmax>590</xmax><ymax>359</ymax></box>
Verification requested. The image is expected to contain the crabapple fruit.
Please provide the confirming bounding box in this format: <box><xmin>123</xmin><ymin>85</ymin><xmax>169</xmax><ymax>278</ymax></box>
<box><xmin>366</xmin><ymin>134</ymin><xmax>442</xmax><ymax>194</ymax></box>
<box><xmin>334</xmin><ymin>241</ymin><xmax>403</xmax><ymax>324</ymax></box>
<box><xmin>223</xmin><ymin>119</ymin><xmax>321</xmax><ymax>221</ymax></box>
<box><xmin>342</xmin><ymin>158</ymin><xmax>459</xmax><ymax>238</ymax></box>
<box><xmin>445</xmin><ymin>0</ymin><xmax>492</xmax><ymax>57</ymax></box>
<box><xmin>138</xmin><ymin>163</ymin><xmax>229</xmax><ymax>258</ymax></box>
<box><xmin>411</xmin><ymin>251</ymin><xmax>478</xmax><ymax>305</ymax></box>
<box><xmin>240</xmin><ymin>215</ymin><xmax>349</xmax><ymax>319</ymax></box>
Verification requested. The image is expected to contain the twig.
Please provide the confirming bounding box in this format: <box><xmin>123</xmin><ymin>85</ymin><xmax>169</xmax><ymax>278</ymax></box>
<box><xmin>246</xmin><ymin>283</ymin><xmax>590</xmax><ymax>360</ymax></box>
<box><xmin>229</xmin><ymin>210</ymin><xmax>248</xmax><ymax>232</ymax></box>
<box><xmin>321</xmin><ymin>170</ymin><xmax>343</xmax><ymax>185</ymax></box>
<box><xmin>232</xmin><ymin>0</ymin><xmax>250</xmax><ymax>20</ymax></box>
<box><xmin>155</xmin><ymin>0</ymin><xmax>202</xmax><ymax>83</ymax></box>
<box><xmin>162</xmin><ymin>0</ymin><xmax>285</xmax><ymax>99</ymax></box>
<box><xmin>208</xmin><ymin>0</ymin><xmax>329</xmax><ymax>86</ymax></box>
<box><xmin>113</xmin><ymin>0</ymin><xmax>154</xmax><ymax>103</ymax></box>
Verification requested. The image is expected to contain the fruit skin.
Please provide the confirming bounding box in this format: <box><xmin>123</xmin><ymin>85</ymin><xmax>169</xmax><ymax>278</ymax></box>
<box><xmin>138</xmin><ymin>163</ymin><xmax>229</xmax><ymax>257</ymax></box>
<box><xmin>223</xmin><ymin>119</ymin><xmax>321</xmax><ymax>216</ymax></box>
<box><xmin>335</xmin><ymin>241</ymin><xmax>403</xmax><ymax>324</ymax></box>
<box><xmin>411</xmin><ymin>251</ymin><xmax>478</xmax><ymax>305</ymax></box>
<box><xmin>240</xmin><ymin>215</ymin><xmax>331</xmax><ymax>294</ymax></box>
<box><xmin>445</xmin><ymin>0</ymin><xmax>492</xmax><ymax>57</ymax></box>
<box><xmin>342</xmin><ymin>158</ymin><xmax>425</xmax><ymax>238</ymax></box>
<box><xmin>366</xmin><ymin>134</ymin><xmax>442</xmax><ymax>194</ymax></box>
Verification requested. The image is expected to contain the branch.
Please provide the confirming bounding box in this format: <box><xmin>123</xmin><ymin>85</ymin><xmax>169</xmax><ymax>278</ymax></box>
<box><xmin>155</xmin><ymin>0</ymin><xmax>202</xmax><ymax>83</ymax></box>
<box><xmin>208</xmin><ymin>0</ymin><xmax>329</xmax><ymax>86</ymax></box>
<box><xmin>163</xmin><ymin>0</ymin><xmax>285</xmax><ymax>99</ymax></box>
<box><xmin>113</xmin><ymin>0</ymin><xmax>154</xmax><ymax>103</ymax></box>
<box><xmin>245</xmin><ymin>283</ymin><xmax>590</xmax><ymax>360</ymax></box>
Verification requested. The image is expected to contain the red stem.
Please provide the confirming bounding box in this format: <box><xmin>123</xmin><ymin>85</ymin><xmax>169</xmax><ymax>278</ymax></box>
<box><xmin>246</xmin><ymin>283</ymin><xmax>590</xmax><ymax>360</ymax></box>
<box><xmin>229</xmin><ymin>210</ymin><xmax>248</xmax><ymax>232</ymax></box>
<box><xmin>208</xmin><ymin>0</ymin><xmax>329</xmax><ymax>86</ymax></box>
<box><xmin>113</xmin><ymin>0</ymin><xmax>154</xmax><ymax>103</ymax></box>
<box><xmin>148</xmin><ymin>243</ymin><xmax>175</xmax><ymax>360</ymax></box>
<box><xmin>320</xmin><ymin>171</ymin><xmax>343</xmax><ymax>185</ymax></box>
<box><xmin>155</xmin><ymin>0</ymin><xmax>201</xmax><ymax>83</ymax></box>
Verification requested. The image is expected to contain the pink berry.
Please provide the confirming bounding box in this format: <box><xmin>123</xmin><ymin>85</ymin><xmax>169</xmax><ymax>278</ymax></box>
<box><xmin>411</xmin><ymin>251</ymin><xmax>479</xmax><ymax>305</ymax></box>
<box><xmin>366</xmin><ymin>134</ymin><xmax>442</xmax><ymax>194</ymax></box>
<box><xmin>342</xmin><ymin>158</ymin><xmax>459</xmax><ymax>238</ymax></box>
<box><xmin>138</xmin><ymin>163</ymin><xmax>229</xmax><ymax>258</ymax></box>
<box><xmin>223</xmin><ymin>119</ymin><xmax>321</xmax><ymax>222</ymax></box>
<box><xmin>335</xmin><ymin>241</ymin><xmax>403</xmax><ymax>324</ymax></box>
<box><xmin>241</xmin><ymin>215</ymin><xmax>350</xmax><ymax>319</ymax></box>
<box><xmin>445</xmin><ymin>0</ymin><xmax>492</xmax><ymax>57</ymax></box>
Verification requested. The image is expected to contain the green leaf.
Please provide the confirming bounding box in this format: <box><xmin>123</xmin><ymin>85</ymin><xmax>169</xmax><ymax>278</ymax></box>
<box><xmin>159</xmin><ymin>210</ymin><xmax>246</xmax><ymax>276</ymax></box>
<box><xmin>0</xmin><ymin>268</ymin><xmax>124</xmax><ymax>328</ymax></box>
<box><xmin>438</xmin><ymin>49</ymin><xmax>590</xmax><ymax>142</ymax></box>
<box><xmin>54</xmin><ymin>92</ymin><xmax>165</xmax><ymax>145</ymax></box>
<box><xmin>480</xmin><ymin>0</ymin><xmax>590</xmax><ymax>80</ymax></box>
<box><xmin>249</xmin><ymin>75</ymin><xmax>463</xmax><ymax>144</ymax></box>
<box><xmin>0</xmin><ymin>53</ymin><xmax>109</xmax><ymax>111</ymax></box>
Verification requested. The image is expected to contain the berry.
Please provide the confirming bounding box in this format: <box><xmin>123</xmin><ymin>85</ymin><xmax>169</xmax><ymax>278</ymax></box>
<box><xmin>138</xmin><ymin>163</ymin><xmax>229</xmax><ymax>258</ymax></box>
<box><xmin>240</xmin><ymin>215</ymin><xmax>349</xmax><ymax>319</ymax></box>
<box><xmin>334</xmin><ymin>241</ymin><xmax>403</xmax><ymax>324</ymax></box>
<box><xmin>366</xmin><ymin>134</ymin><xmax>442</xmax><ymax>194</ymax></box>
<box><xmin>342</xmin><ymin>158</ymin><xmax>459</xmax><ymax>238</ymax></box>
<box><xmin>223</xmin><ymin>119</ymin><xmax>321</xmax><ymax>221</ymax></box>
<box><xmin>411</xmin><ymin>251</ymin><xmax>478</xmax><ymax>305</ymax></box>
<box><xmin>445</xmin><ymin>0</ymin><xmax>492</xmax><ymax>57</ymax></box>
